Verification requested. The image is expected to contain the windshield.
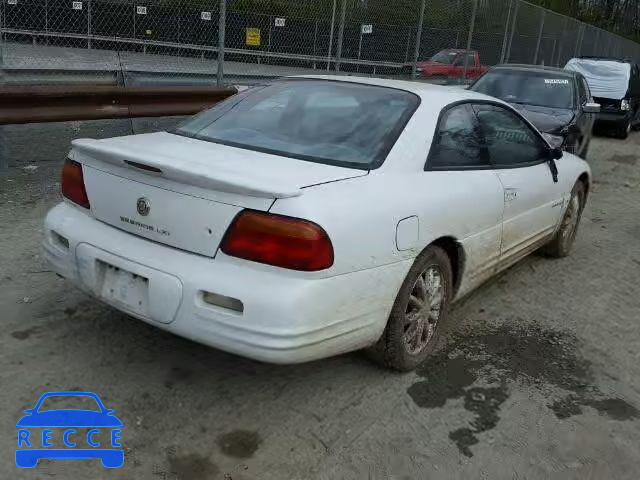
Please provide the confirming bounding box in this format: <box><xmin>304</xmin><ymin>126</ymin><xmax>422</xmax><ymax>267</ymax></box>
<box><xmin>174</xmin><ymin>80</ymin><xmax>419</xmax><ymax>169</ymax></box>
<box><xmin>430</xmin><ymin>51</ymin><xmax>458</xmax><ymax>64</ymax></box>
<box><xmin>472</xmin><ymin>70</ymin><xmax>575</xmax><ymax>109</ymax></box>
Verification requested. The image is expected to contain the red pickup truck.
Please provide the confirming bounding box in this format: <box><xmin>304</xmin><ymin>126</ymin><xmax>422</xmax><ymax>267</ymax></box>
<box><xmin>416</xmin><ymin>49</ymin><xmax>488</xmax><ymax>81</ymax></box>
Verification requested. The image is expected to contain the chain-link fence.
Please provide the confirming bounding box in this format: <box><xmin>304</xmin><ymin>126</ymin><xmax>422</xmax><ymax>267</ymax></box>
<box><xmin>1</xmin><ymin>0</ymin><xmax>640</xmax><ymax>87</ymax></box>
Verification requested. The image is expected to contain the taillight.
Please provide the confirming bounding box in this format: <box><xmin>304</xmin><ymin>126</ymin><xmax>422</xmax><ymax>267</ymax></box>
<box><xmin>61</xmin><ymin>159</ymin><xmax>90</xmax><ymax>209</ymax></box>
<box><xmin>221</xmin><ymin>211</ymin><xmax>334</xmax><ymax>272</ymax></box>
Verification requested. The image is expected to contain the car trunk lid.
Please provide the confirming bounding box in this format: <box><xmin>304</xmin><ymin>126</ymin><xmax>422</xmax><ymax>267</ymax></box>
<box><xmin>72</xmin><ymin>132</ymin><xmax>367</xmax><ymax>257</ymax></box>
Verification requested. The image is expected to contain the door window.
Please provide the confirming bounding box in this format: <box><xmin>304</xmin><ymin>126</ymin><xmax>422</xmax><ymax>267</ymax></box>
<box><xmin>472</xmin><ymin>104</ymin><xmax>548</xmax><ymax>168</ymax></box>
<box><xmin>427</xmin><ymin>104</ymin><xmax>489</xmax><ymax>169</ymax></box>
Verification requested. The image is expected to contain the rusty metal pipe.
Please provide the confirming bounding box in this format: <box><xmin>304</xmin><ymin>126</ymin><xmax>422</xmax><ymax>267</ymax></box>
<box><xmin>0</xmin><ymin>85</ymin><xmax>238</xmax><ymax>125</ymax></box>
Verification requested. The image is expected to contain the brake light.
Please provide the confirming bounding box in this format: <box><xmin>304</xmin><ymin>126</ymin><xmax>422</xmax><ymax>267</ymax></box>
<box><xmin>221</xmin><ymin>211</ymin><xmax>334</xmax><ymax>272</ymax></box>
<box><xmin>61</xmin><ymin>159</ymin><xmax>90</xmax><ymax>209</ymax></box>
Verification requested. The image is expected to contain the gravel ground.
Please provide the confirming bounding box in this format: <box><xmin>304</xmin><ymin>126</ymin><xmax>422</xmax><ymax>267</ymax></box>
<box><xmin>1</xmin><ymin>119</ymin><xmax>639</xmax><ymax>479</ymax></box>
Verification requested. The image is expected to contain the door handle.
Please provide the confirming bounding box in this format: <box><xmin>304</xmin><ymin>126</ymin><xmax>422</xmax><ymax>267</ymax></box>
<box><xmin>504</xmin><ymin>189</ymin><xmax>518</xmax><ymax>202</ymax></box>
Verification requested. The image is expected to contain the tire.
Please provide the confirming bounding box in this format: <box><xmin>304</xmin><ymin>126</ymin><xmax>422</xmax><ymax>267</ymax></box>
<box><xmin>540</xmin><ymin>181</ymin><xmax>586</xmax><ymax>258</ymax></box>
<box><xmin>618</xmin><ymin>119</ymin><xmax>631</xmax><ymax>139</ymax></box>
<box><xmin>368</xmin><ymin>245</ymin><xmax>453</xmax><ymax>372</ymax></box>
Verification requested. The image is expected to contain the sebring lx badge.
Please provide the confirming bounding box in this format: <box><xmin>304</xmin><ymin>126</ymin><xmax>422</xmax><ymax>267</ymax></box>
<box><xmin>120</xmin><ymin>198</ymin><xmax>170</xmax><ymax>236</ymax></box>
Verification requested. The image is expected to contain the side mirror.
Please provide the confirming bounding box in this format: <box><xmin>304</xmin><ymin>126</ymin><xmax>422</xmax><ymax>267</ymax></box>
<box><xmin>583</xmin><ymin>102</ymin><xmax>601</xmax><ymax>113</ymax></box>
<box><xmin>550</xmin><ymin>147</ymin><xmax>563</xmax><ymax>160</ymax></box>
<box><xmin>541</xmin><ymin>132</ymin><xmax>564</xmax><ymax>150</ymax></box>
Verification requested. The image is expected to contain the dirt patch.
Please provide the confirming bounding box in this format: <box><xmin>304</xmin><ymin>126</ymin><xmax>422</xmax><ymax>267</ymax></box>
<box><xmin>217</xmin><ymin>430</ymin><xmax>262</xmax><ymax>459</ymax></box>
<box><xmin>408</xmin><ymin>323</ymin><xmax>638</xmax><ymax>457</ymax></box>
<box><xmin>551</xmin><ymin>396</ymin><xmax>639</xmax><ymax>421</ymax></box>
<box><xmin>10</xmin><ymin>326</ymin><xmax>42</xmax><ymax>340</ymax></box>
<box><xmin>609</xmin><ymin>155</ymin><xmax>638</xmax><ymax>165</ymax></box>
<box><xmin>164</xmin><ymin>366</ymin><xmax>195</xmax><ymax>389</ymax></box>
<box><xmin>168</xmin><ymin>452</ymin><xmax>219</xmax><ymax>480</ymax></box>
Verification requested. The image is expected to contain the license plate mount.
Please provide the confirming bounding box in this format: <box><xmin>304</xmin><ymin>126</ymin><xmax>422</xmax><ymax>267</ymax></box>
<box><xmin>98</xmin><ymin>261</ymin><xmax>149</xmax><ymax>317</ymax></box>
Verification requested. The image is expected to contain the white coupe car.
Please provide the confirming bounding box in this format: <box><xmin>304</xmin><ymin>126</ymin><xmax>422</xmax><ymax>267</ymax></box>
<box><xmin>43</xmin><ymin>76</ymin><xmax>590</xmax><ymax>371</ymax></box>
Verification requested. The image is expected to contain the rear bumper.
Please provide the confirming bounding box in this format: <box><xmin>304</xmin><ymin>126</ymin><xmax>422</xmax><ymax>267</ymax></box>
<box><xmin>43</xmin><ymin>202</ymin><xmax>410</xmax><ymax>364</ymax></box>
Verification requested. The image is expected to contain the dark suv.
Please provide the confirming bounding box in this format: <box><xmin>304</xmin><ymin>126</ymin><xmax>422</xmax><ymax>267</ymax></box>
<box><xmin>565</xmin><ymin>56</ymin><xmax>640</xmax><ymax>138</ymax></box>
<box><xmin>469</xmin><ymin>64</ymin><xmax>599</xmax><ymax>158</ymax></box>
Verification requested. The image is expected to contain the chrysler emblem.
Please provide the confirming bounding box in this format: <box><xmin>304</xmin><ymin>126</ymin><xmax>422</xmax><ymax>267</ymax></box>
<box><xmin>136</xmin><ymin>197</ymin><xmax>151</xmax><ymax>216</ymax></box>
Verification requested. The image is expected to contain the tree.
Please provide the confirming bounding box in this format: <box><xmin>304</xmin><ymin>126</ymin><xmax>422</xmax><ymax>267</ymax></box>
<box><xmin>529</xmin><ymin>0</ymin><xmax>640</xmax><ymax>41</ymax></box>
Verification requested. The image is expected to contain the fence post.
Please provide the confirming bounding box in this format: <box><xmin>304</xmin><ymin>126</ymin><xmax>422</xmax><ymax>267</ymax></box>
<box><xmin>555</xmin><ymin>18</ymin><xmax>568</xmax><ymax>66</ymax></box>
<box><xmin>356</xmin><ymin>27</ymin><xmax>362</xmax><ymax>73</ymax></box>
<box><xmin>0</xmin><ymin>0</ymin><xmax>4</xmax><ymax>71</ymax></box>
<box><xmin>88</xmin><ymin>0</ymin><xmax>92</xmax><ymax>49</ymax></box>
<box><xmin>412</xmin><ymin>0</ymin><xmax>426</xmax><ymax>78</ymax></box>
<box><xmin>505</xmin><ymin>0</ymin><xmax>519</xmax><ymax>63</ymax></box>
<box><xmin>0</xmin><ymin>0</ymin><xmax>5</xmax><ymax>174</ymax></box>
<box><xmin>403</xmin><ymin>28</ymin><xmax>411</xmax><ymax>63</ymax></box>
<box><xmin>574</xmin><ymin>24</ymin><xmax>583</xmax><ymax>56</ymax></box>
<box><xmin>313</xmin><ymin>19</ymin><xmax>318</xmax><ymax>69</ymax></box>
<box><xmin>217</xmin><ymin>0</ymin><xmax>226</xmax><ymax>87</ymax></box>
<box><xmin>462</xmin><ymin>0</ymin><xmax>478</xmax><ymax>83</ymax></box>
<box><xmin>335</xmin><ymin>0</ymin><xmax>346</xmax><ymax>72</ymax></box>
<box><xmin>499</xmin><ymin>0</ymin><xmax>513</xmax><ymax>64</ymax></box>
<box><xmin>326</xmin><ymin>0</ymin><xmax>337</xmax><ymax>71</ymax></box>
<box><xmin>533</xmin><ymin>10</ymin><xmax>545</xmax><ymax>64</ymax></box>
<box><xmin>268</xmin><ymin>15</ymin><xmax>272</xmax><ymax>53</ymax></box>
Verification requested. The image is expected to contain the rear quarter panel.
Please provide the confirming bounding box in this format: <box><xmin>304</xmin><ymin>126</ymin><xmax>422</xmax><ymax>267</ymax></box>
<box><xmin>271</xmin><ymin>169</ymin><xmax>504</xmax><ymax>277</ymax></box>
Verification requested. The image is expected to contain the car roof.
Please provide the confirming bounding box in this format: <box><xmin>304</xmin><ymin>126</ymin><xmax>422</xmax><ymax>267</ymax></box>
<box><xmin>287</xmin><ymin>75</ymin><xmax>501</xmax><ymax>108</ymax></box>
<box><xmin>491</xmin><ymin>64</ymin><xmax>577</xmax><ymax>78</ymax></box>
<box><xmin>578</xmin><ymin>55</ymin><xmax>631</xmax><ymax>63</ymax></box>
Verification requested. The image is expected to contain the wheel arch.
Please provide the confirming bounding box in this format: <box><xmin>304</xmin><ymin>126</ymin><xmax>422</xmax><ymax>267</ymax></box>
<box><xmin>426</xmin><ymin>235</ymin><xmax>466</xmax><ymax>297</ymax></box>
<box><xmin>578</xmin><ymin>171</ymin><xmax>591</xmax><ymax>202</ymax></box>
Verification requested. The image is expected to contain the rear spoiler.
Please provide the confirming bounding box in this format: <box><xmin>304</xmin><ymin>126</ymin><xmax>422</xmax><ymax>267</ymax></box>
<box><xmin>70</xmin><ymin>138</ymin><xmax>303</xmax><ymax>199</ymax></box>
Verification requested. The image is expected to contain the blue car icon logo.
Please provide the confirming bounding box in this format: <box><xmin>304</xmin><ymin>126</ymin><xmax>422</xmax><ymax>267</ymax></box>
<box><xmin>16</xmin><ymin>391</ymin><xmax>123</xmax><ymax>468</ymax></box>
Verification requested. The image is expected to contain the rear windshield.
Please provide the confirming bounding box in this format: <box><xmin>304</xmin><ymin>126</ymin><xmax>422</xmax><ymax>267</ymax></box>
<box><xmin>472</xmin><ymin>70</ymin><xmax>574</xmax><ymax>109</ymax></box>
<box><xmin>174</xmin><ymin>80</ymin><xmax>419</xmax><ymax>170</ymax></box>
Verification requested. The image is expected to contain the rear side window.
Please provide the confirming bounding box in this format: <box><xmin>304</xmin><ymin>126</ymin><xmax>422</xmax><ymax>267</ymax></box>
<box><xmin>175</xmin><ymin>80</ymin><xmax>419</xmax><ymax>170</ymax></box>
<box><xmin>427</xmin><ymin>104</ymin><xmax>488</xmax><ymax>169</ymax></box>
